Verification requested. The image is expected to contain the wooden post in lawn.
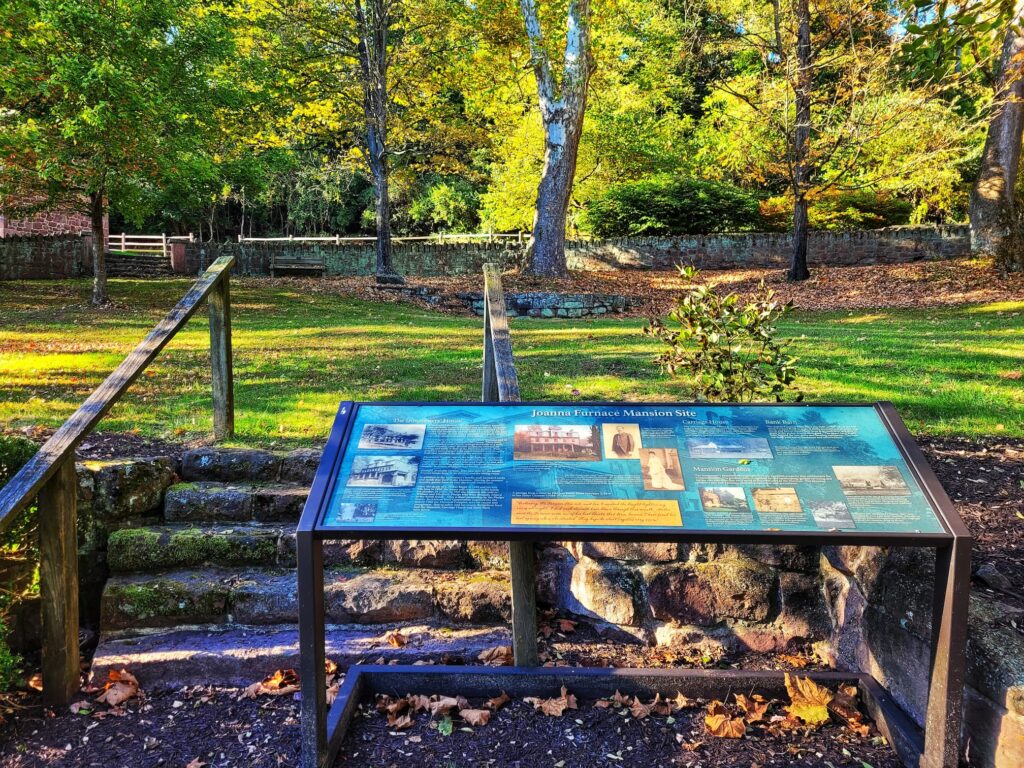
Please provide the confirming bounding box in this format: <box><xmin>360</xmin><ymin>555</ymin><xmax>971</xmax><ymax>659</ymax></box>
<box><xmin>482</xmin><ymin>264</ymin><xmax>539</xmax><ymax>667</ymax></box>
<box><xmin>208</xmin><ymin>270</ymin><xmax>235</xmax><ymax>440</ymax></box>
<box><xmin>38</xmin><ymin>457</ymin><xmax>80</xmax><ymax>705</ymax></box>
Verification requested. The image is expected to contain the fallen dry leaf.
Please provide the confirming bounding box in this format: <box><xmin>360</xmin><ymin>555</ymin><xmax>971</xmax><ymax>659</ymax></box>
<box><xmin>325</xmin><ymin>683</ymin><xmax>340</xmax><ymax>706</ymax></box>
<box><xmin>735</xmin><ymin>693</ymin><xmax>769</xmax><ymax>723</ymax></box>
<box><xmin>630</xmin><ymin>693</ymin><xmax>662</xmax><ymax>720</ymax></box>
<box><xmin>784</xmin><ymin>673</ymin><xmax>833</xmax><ymax>727</ymax></box>
<box><xmin>386</xmin><ymin>630</ymin><xmax>408</xmax><ymax>648</ymax></box>
<box><xmin>478</xmin><ymin>645</ymin><xmax>513</xmax><ymax>666</ymax></box>
<box><xmin>524</xmin><ymin>686</ymin><xmax>577</xmax><ymax>717</ymax></box>
<box><xmin>705</xmin><ymin>700</ymin><xmax>746</xmax><ymax>739</ymax></box>
<box><xmin>777</xmin><ymin>653</ymin><xmax>810</xmax><ymax>669</ymax></box>
<box><xmin>185</xmin><ymin>760</ymin><xmax>207</xmax><ymax>768</ymax></box>
<box><xmin>428</xmin><ymin>696</ymin><xmax>461</xmax><ymax>716</ymax></box>
<box><xmin>387</xmin><ymin>712</ymin><xmax>414</xmax><ymax>730</ymax></box>
<box><xmin>829</xmin><ymin>684</ymin><xmax>871</xmax><ymax>736</ymax></box>
<box><xmin>671</xmin><ymin>691</ymin><xmax>696</xmax><ymax>711</ymax></box>
<box><xmin>460</xmin><ymin>708</ymin><xmax>491</xmax><ymax>726</ymax></box>
<box><xmin>242</xmin><ymin>668</ymin><xmax>300</xmax><ymax>699</ymax></box>
<box><xmin>95</xmin><ymin>669</ymin><xmax>139</xmax><ymax>707</ymax></box>
<box><xmin>486</xmin><ymin>692</ymin><xmax>510</xmax><ymax>711</ymax></box>
<box><xmin>407</xmin><ymin>694</ymin><xmax>431</xmax><ymax>713</ymax></box>
<box><xmin>557</xmin><ymin>618</ymin><xmax>577</xmax><ymax>633</ymax></box>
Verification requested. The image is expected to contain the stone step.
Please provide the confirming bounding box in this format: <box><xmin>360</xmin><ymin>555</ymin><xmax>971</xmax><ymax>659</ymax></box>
<box><xmin>89</xmin><ymin>623</ymin><xmax>513</xmax><ymax>688</ymax></box>
<box><xmin>106</xmin><ymin>524</ymin><xmax>286</xmax><ymax>572</ymax></box>
<box><xmin>107</xmin><ymin>523</ymin><xmax>480</xmax><ymax>572</ymax></box>
<box><xmin>100</xmin><ymin>567</ymin><xmax>511</xmax><ymax>631</ymax></box>
<box><xmin>180</xmin><ymin>446</ymin><xmax>320</xmax><ymax>484</ymax></box>
<box><xmin>163</xmin><ymin>481</ymin><xmax>308</xmax><ymax>523</ymax></box>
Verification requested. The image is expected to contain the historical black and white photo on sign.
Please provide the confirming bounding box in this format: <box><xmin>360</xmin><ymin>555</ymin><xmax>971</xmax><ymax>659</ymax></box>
<box><xmin>810</xmin><ymin>500</ymin><xmax>856</xmax><ymax>528</ymax></box>
<box><xmin>358</xmin><ymin>423</ymin><xmax>426</xmax><ymax>450</ymax></box>
<box><xmin>686</xmin><ymin>436</ymin><xmax>773</xmax><ymax>459</ymax></box>
<box><xmin>601</xmin><ymin>423</ymin><xmax>642</xmax><ymax>459</ymax></box>
<box><xmin>699</xmin><ymin>486</ymin><xmax>749</xmax><ymax>512</ymax></box>
<box><xmin>833</xmin><ymin>465</ymin><xmax>910</xmax><ymax>495</ymax></box>
<box><xmin>640</xmin><ymin>448</ymin><xmax>686</xmax><ymax>490</ymax></box>
<box><xmin>347</xmin><ymin>455</ymin><xmax>421</xmax><ymax>487</ymax></box>
<box><xmin>513</xmin><ymin>424</ymin><xmax>601</xmax><ymax>461</ymax></box>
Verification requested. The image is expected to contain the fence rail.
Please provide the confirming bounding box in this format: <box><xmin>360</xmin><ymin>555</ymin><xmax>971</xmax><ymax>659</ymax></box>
<box><xmin>109</xmin><ymin>233</ymin><xmax>195</xmax><ymax>258</ymax></box>
<box><xmin>480</xmin><ymin>263</ymin><xmax>536</xmax><ymax>668</ymax></box>
<box><xmin>0</xmin><ymin>254</ymin><xmax>236</xmax><ymax>705</ymax></box>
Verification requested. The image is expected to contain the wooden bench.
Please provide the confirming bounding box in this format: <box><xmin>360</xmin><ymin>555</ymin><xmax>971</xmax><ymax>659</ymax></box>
<box><xmin>271</xmin><ymin>252</ymin><xmax>325</xmax><ymax>277</ymax></box>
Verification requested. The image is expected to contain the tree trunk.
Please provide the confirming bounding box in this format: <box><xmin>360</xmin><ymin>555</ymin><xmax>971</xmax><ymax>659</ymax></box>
<box><xmin>970</xmin><ymin>0</ymin><xmax>1024</xmax><ymax>270</ymax></box>
<box><xmin>527</xmin><ymin>102</ymin><xmax>587</xmax><ymax>277</ymax></box>
<box><xmin>519</xmin><ymin>0</ymin><xmax>593</xmax><ymax>278</ymax></box>
<box><xmin>791</xmin><ymin>195</ymin><xmax>810</xmax><ymax>281</ymax></box>
<box><xmin>355</xmin><ymin>0</ymin><xmax>402</xmax><ymax>285</ymax></box>
<box><xmin>789</xmin><ymin>0</ymin><xmax>812</xmax><ymax>282</ymax></box>
<box><xmin>368</xmin><ymin>124</ymin><xmax>400</xmax><ymax>283</ymax></box>
<box><xmin>89</xmin><ymin>191</ymin><xmax>107</xmax><ymax>305</ymax></box>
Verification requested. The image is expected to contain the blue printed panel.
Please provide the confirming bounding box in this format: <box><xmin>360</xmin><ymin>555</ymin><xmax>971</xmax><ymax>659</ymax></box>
<box><xmin>319</xmin><ymin>403</ymin><xmax>947</xmax><ymax>535</ymax></box>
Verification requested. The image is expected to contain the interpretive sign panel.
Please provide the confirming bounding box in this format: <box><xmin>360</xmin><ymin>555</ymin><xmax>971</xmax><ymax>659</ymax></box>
<box><xmin>314</xmin><ymin>402</ymin><xmax>947</xmax><ymax>538</ymax></box>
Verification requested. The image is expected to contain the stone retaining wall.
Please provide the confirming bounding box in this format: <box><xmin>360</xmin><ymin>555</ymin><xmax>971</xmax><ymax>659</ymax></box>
<box><xmin>2</xmin><ymin>225</ymin><xmax>970</xmax><ymax>280</ymax></box>
<box><xmin>0</xmin><ymin>234</ymin><xmax>92</xmax><ymax>280</ymax></box>
<box><xmin>461</xmin><ymin>291</ymin><xmax>631</xmax><ymax>318</ymax></box>
<box><xmin>565</xmin><ymin>226</ymin><xmax>970</xmax><ymax>271</ymax></box>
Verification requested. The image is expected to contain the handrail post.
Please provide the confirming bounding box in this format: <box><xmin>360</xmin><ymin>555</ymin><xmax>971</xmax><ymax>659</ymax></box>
<box><xmin>481</xmin><ymin>264</ymin><xmax>538</xmax><ymax>668</ymax></box>
<box><xmin>38</xmin><ymin>457</ymin><xmax>80</xmax><ymax>705</ymax></box>
<box><xmin>209</xmin><ymin>269</ymin><xmax>235</xmax><ymax>440</ymax></box>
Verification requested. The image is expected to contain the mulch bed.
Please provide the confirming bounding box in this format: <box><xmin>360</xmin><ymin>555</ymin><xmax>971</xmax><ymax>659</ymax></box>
<box><xmin>274</xmin><ymin>256</ymin><xmax>1024</xmax><ymax>317</ymax></box>
<box><xmin>918</xmin><ymin>435</ymin><xmax>1024</xmax><ymax>608</ymax></box>
<box><xmin>0</xmin><ymin>685</ymin><xmax>302</xmax><ymax>767</ymax></box>
<box><xmin>338</xmin><ymin>694</ymin><xmax>899</xmax><ymax>768</ymax></box>
<box><xmin>0</xmin><ymin>643</ymin><xmax>891</xmax><ymax>768</ymax></box>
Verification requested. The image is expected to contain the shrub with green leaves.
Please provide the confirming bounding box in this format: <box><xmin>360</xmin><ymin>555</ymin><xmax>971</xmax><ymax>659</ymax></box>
<box><xmin>644</xmin><ymin>267</ymin><xmax>800</xmax><ymax>403</ymax></box>
<box><xmin>582</xmin><ymin>176</ymin><xmax>764</xmax><ymax>237</ymax></box>
<box><xmin>0</xmin><ymin>434</ymin><xmax>38</xmax><ymax>692</ymax></box>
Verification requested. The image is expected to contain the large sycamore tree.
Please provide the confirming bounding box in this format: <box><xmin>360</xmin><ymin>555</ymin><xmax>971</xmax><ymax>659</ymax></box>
<box><xmin>0</xmin><ymin>0</ymin><xmax>237</xmax><ymax>304</ymax></box>
<box><xmin>969</xmin><ymin>2</ymin><xmax>1024</xmax><ymax>269</ymax></box>
<box><xmin>516</xmin><ymin>0</ymin><xmax>595</xmax><ymax>277</ymax></box>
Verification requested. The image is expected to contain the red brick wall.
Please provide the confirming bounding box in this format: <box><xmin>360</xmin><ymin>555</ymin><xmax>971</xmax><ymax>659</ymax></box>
<box><xmin>0</xmin><ymin>211</ymin><xmax>107</xmax><ymax>238</ymax></box>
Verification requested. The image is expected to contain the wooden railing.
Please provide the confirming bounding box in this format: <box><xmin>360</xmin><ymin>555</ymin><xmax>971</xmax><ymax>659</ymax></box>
<box><xmin>109</xmin><ymin>233</ymin><xmax>195</xmax><ymax>258</ymax></box>
<box><xmin>0</xmin><ymin>255</ymin><xmax>237</xmax><ymax>704</ymax></box>
<box><xmin>480</xmin><ymin>263</ymin><xmax>537</xmax><ymax>666</ymax></box>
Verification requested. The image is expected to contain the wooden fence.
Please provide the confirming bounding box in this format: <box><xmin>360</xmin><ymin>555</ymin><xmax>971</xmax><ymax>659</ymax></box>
<box><xmin>0</xmin><ymin>255</ymin><xmax>236</xmax><ymax>705</ymax></box>
<box><xmin>109</xmin><ymin>233</ymin><xmax>195</xmax><ymax>258</ymax></box>
<box><xmin>481</xmin><ymin>263</ymin><xmax>538</xmax><ymax>667</ymax></box>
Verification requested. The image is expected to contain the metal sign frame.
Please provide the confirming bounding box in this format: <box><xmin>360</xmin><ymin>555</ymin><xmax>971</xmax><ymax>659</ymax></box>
<box><xmin>296</xmin><ymin>400</ymin><xmax>970</xmax><ymax>768</ymax></box>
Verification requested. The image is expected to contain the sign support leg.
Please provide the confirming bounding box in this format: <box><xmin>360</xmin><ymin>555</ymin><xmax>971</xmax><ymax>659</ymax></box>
<box><xmin>921</xmin><ymin>537</ymin><xmax>971</xmax><ymax>768</ymax></box>
<box><xmin>510</xmin><ymin>540</ymin><xmax>539</xmax><ymax>667</ymax></box>
<box><xmin>298</xmin><ymin>533</ymin><xmax>327</xmax><ymax>768</ymax></box>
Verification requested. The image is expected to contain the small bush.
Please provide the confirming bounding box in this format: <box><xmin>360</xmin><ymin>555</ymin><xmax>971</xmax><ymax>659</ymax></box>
<box><xmin>644</xmin><ymin>267</ymin><xmax>800</xmax><ymax>403</ymax></box>
<box><xmin>0</xmin><ymin>435</ymin><xmax>39</xmax><ymax>692</ymax></box>
<box><xmin>582</xmin><ymin>176</ymin><xmax>764</xmax><ymax>237</ymax></box>
<box><xmin>760</xmin><ymin>190</ymin><xmax>914</xmax><ymax>232</ymax></box>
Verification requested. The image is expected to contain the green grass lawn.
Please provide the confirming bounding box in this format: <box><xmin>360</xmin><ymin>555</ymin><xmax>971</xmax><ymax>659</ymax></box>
<box><xmin>1</xmin><ymin>278</ymin><xmax>1021</xmax><ymax>447</ymax></box>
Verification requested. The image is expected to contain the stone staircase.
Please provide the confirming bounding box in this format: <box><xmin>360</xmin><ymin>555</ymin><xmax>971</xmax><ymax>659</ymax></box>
<box><xmin>105</xmin><ymin>251</ymin><xmax>174</xmax><ymax>278</ymax></box>
<box><xmin>90</xmin><ymin>447</ymin><xmax>512</xmax><ymax>687</ymax></box>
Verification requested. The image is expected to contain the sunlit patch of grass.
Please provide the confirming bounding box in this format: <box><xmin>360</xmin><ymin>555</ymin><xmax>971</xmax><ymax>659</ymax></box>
<box><xmin>0</xmin><ymin>279</ymin><xmax>1021</xmax><ymax>446</ymax></box>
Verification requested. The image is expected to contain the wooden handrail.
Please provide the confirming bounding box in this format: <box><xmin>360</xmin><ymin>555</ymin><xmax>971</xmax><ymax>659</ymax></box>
<box><xmin>480</xmin><ymin>264</ymin><xmax>536</xmax><ymax>669</ymax></box>
<box><xmin>481</xmin><ymin>263</ymin><xmax>521</xmax><ymax>403</ymax></box>
<box><xmin>0</xmin><ymin>254</ymin><xmax>236</xmax><ymax>534</ymax></box>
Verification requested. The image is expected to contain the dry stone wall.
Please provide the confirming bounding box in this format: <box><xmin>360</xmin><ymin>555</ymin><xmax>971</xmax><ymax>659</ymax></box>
<box><xmin>2</xmin><ymin>225</ymin><xmax>970</xmax><ymax>280</ymax></box>
<box><xmin>0</xmin><ymin>234</ymin><xmax>92</xmax><ymax>280</ymax></box>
